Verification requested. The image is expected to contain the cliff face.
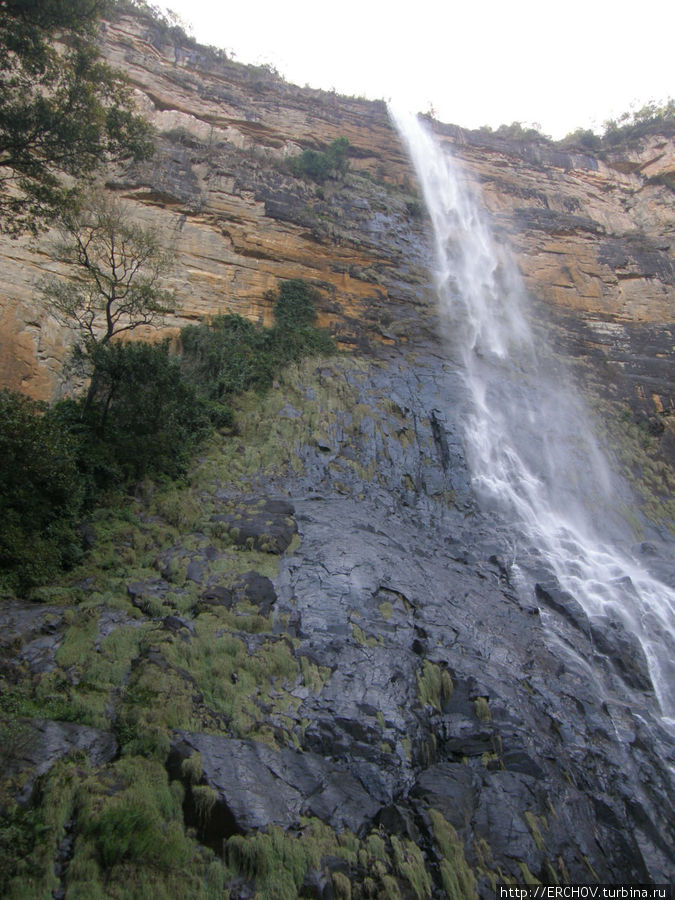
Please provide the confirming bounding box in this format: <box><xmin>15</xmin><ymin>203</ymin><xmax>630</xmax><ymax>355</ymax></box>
<box><xmin>1</xmin><ymin>11</ymin><xmax>672</xmax><ymax>435</ymax></box>
<box><xmin>1</xmin><ymin>11</ymin><xmax>674</xmax><ymax>896</ymax></box>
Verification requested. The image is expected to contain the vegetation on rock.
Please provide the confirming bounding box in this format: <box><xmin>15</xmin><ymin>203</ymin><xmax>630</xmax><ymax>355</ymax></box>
<box><xmin>0</xmin><ymin>391</ymin><xmax>83</xmax><ymax>594</ymax></box>
<box><xmin>602</xmin><ymin>99</ymin><xmax>675</xmax><ymax>144</ymax></box>
<box><xmin>180</xmin><ymin>278</ymin><xmax>334</xmax><ymax>409</ymax></box>
<box><xmin>0</xmin><ymin>0</ymin><xmax>154</xmax><ymax>234</ymax></box>
<box><xmin>288</xmin><ymin>137</ymin><xmax>350</xmax><ymax>182</ymax></box>
<box><xmin>0</xmin><ymin>278</ymin><xmax>333</xmax><ymax>594</ymax></box>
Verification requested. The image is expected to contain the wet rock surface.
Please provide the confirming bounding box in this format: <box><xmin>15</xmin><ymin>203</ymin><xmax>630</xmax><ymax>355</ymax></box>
<box><xmin>1</xmin><ymin>346</ymin><xmax>674</xmax><ymax>894</ymax></box>
<box><xmin>170</xmin><ymin>732</ymin><xmax>381</xmax><ymax>835</ymax></box>
<box><xmin>209</xmin><ymin>496</ymin><xmax>297</xmax><ymax>553</ymax></box>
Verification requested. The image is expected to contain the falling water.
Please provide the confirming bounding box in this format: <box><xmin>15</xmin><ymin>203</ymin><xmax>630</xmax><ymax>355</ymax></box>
<box><xmin>391</xmin><ymin>108</ymin><xmax>675</xmax><ymax>722</ymax></box>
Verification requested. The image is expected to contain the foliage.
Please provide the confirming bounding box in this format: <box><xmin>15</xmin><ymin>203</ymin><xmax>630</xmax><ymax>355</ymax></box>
<box><xmin>557</xmin><ymin>100</ymin><xmax>674</xmax><ymax>152</ymax></box>
<box><xmin>557</xmin><ymin>128</ymin><xmax>602</xmax><ymax>151</ymax></box>
<box><xmin>272</xmin><ymin>277</ymin><xmax>320</xmax><ymax>330</ymax></box>
<box><xmin>1</xmin><ymin>280</ymin><xmax>333</xmax><ymax>593</ymax></box>
<box><xmin>478</xmin><ymin>121</ymin><xmax>550</xmax><ymax>142</ymax></box>
<box><xmin>0</xmin><ymin>390</ymin><xmax>84</xmax><ymax>593</ymax></box>
<box><xmin>288</xmin><ymin>137</ymin><xmax>350</xmax><ymax>182</ymax></box>
<box><xmin>0</xmin><ymin>0</ymin><xmax>154</xmax><ymax>234</ymax></box>
<box><xmin>603</xmin><ymin>99</ymin><xmax>674</xmax><ymax>144</ymax></box>
<box><xmin>55</xmin><ymin>340</ymin><xmax>213</xmax><ymax>492</ymax></box>
<box><xmin>417</xmin><ymin>660</ymin><xmax>453</xmax><ymax>711</ymax></box>
<box><xmin>180</xmin><ymin>279</ymin><xmax>334</xmax><ymax>404</ymax></box>
<box><xmin>429</xmin><ymin>809</ymin><xmax>478</xmax><ymax>900</ymax></box>
<box><xmin>181</xmin><ymin>314</ymin><xmax>281</xmax><ymax>400</ymax></box>
<box><xmin>41</xmin><ymin>188</ymin><xmax>176</xmax><ymax>357</ymax></box>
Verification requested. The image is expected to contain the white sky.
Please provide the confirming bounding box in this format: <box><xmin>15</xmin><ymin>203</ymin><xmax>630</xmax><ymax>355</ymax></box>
<box><xmin>158</xmin><ymin>0</ymin><xmax>673</xmax><ymax>139</ymax></box>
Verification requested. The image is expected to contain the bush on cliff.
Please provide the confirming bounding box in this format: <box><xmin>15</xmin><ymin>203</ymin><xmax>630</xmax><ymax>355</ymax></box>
<box><xmin>288</xmin><ymin>138</ymin><xmax>350</xmax><ymax>182</ymax></box>
<box><xmin>180</xmin><ymin>279</ymin><xmax>334</xmax><ymax>402</ymax></box>
<box><xmin>0</xmin><ymin>391</ymin><xmax>84</xmax><ymax>593</ymax></box>
<box><xmin>0</xmin><ymin>280</ymin><xmax>333</xmax><ymax>594</ymax></box>
<box><xmin>55</xmin><ymin>341</ymin><xmax>214</xmax><ymax>498</ymax></box>
<box><xmin>603</xmin><ymin>99</ymin><xmax>674</xmax><ymax>144</ymax></box>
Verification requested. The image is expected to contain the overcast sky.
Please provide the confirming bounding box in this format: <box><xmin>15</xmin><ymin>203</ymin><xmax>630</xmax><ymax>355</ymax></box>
<box><xmin>158</xmin><ymin>0</ymin><xmax>673</xmax><ymax>139</ymax></box>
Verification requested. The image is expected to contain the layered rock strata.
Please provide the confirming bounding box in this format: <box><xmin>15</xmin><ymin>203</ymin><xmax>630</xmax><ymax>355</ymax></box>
<box><xmin>0</xmin><ymin>10</ymin><xmax>672</xmax><ymax>448</ymax></box>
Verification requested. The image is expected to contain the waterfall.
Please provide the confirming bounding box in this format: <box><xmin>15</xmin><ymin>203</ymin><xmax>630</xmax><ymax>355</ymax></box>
<box><xmin>391</xmin><ymin>108</ymin><xmax>675</xmax><ymax>723</ymax></box>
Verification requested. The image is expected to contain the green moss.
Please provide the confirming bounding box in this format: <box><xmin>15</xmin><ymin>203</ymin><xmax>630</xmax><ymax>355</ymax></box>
<box><xmin>518</xmin><ymin>862</ymin><xmax>541</xmax><ymax>885</ymax></box>
<box><xmin>582</xmin><ymin>854</ymin><xmax>600</xmax><ymax>881</ymax></box>
<box><xmin>226</xmin><ymin>823</ymin><xmax>323</xmax><ymax>899</ymax></box>
<box><xmin>380</xmin><ymin>875</ymin><xmax>404</xmax><ymax>899</ymax></box>
<box><xmin>390</xmin><ymin>835</ymin><xmax>432</xmax><ymax>900</ymax></box>
<box><xmin>524</xmin><ymin>811</ymin><xmax>547</xmax><ymax>851</ymax></box>
<box><xmin>6</xmin><ymin>753</ymin><xmax>208</xmax><ymax>900</ymax></box>
<box><xmin>543</xmin><ymin>860</ymin><xmax>560</xmax><ymax>885</ymax></box>
<box><xmin>181</xmin><ymin>752</ymin><xmax>203</xmax><ymax>785</ymax></box>
<box><xmin>191</xmin><ymin>355</ymin><xmax>368</xmax><ymax>491</ymax></box>
<box><xmin>55</xmin><ymin>609</ymin><xmax>100</xmax><ymax>669</ymax></box>
<box><xmin>474</xmin><ymin>697</ymin><xmax>491</xmax><ymax>722</ymax></box>
<box><xmin>123</xmin><ymin>613</ymin><xmax>304</xmax><ymax>748</ymax></box>
<box><xmin>299</xmin><ymin>656</ymin><xmax>331</xmax><ymax>693</ymax></box>
<box><xmin>557</xmin><ymin>855</ymin><xmax>571</xmax><ymax>884</ymax></box>
<box><xmin>429</xmin><ymin>809</ymin><xmax>477</xmax><ymax>900</ymax></box>
<box><xmin>417</xmin><ymin>660</ymin><xmax>454</xmax><ymax>711</ymax></box>
<box><xmin>589</xmin><ymin>399</ymin><xmax>675</xmax><ymax>534</ymax></box>
<box><xmin>1</xmin><ymin>758</ymin><xmax>80</xmax><ymax>899</ymax></box>
<box><xmin>366</xmin><ymin>833</ymin><xmax>387</xmax><ymax>862</ymax></box>
<box><xmin>192</xmin><ymin>785</ymin><xmax>219</xmax><ymax>826</ymax></box>
<box><xmin>332</xmin><ymin>871</ymin><xmax>352</xmax><ymax>899</ymax></box>
<box><xmin>151</xmin><ymin>488</ymin><xmax>204</xmax><ymax>531</ymax></box>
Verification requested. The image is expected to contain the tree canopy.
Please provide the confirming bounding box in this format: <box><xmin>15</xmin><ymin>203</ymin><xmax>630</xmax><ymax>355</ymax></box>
<box><xmin>0</xmin><ymin>0</ymin><xmax>154</xmax><ymax>234</ymax></box>
<box><xmin>41</xmin><ymin>189</ymin><xmax>176</xmax><ymax>353</ymax></box>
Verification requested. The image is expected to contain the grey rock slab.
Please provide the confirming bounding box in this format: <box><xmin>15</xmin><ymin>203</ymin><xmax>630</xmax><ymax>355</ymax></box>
<box><xmin>171</xmin><ymin>732</ymin><xmax>381</xmax><ymax>835</ymax></box>
<box><xmin>8</xmin><ymin>719</ymin><xmax>117</xmax><ymax>802</ymax></box>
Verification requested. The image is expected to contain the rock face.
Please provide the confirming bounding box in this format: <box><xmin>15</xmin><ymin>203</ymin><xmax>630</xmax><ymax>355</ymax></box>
<box><xmin>1</xmin><ymin>350</ymin><xmax>674</xmax><ymax>893</ymax></box>
<box><xmin>1</xmin><ymin>8</ymin><xmax>674</xmax><ymax>898</ymax></box>
<box><xmin>0</xmin><ymin>10</ymin><xmax>672</xmax><ymax>445</ymax></box>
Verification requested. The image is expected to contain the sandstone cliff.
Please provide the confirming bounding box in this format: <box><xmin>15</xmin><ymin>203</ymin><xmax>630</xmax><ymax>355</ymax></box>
<box><xmin>1</xmin><ymin>10</ymin><xmax>672</xmax><ymax>438</ymax></box>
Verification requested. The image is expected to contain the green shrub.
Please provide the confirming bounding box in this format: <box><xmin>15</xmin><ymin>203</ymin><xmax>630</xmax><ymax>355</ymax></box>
<box><xmin>288</xmin><ymin>137</ymin><xmax>350</xmax><ymax>182</ymax></box>
<box><xmin>0</xmin><ymin>390</ymin><xmax>84</xmax><ymax>593</ymax></box>
<box><xmin>273</xmin><ymin>278</ymin><xmax>320</xmax><ymax>330</ymax></box>
<box><xmin>558</xmin><ymin>128</ymin><xmax>602</xmax><ymax>150</ymax></box>
<box><xmin>55</xmin><ymin>340</ymin><xmax>213</xmax><ymax>495</ymax></box>
<box><xmin>181</xmin><ymin>314</ymin><xmax>280</xmax><ymax>398</ymax></box>
<box><xmin>180</xmin><ymin>279</ymin><xmax>334</xmax><ymax>405</ymax></box>
<box><xmin>483</xmin><ymin>122</ymin><xmax>550</xmax><ymax>142</ymax></box>
<box><xmin>92</xmin><ymin>805</ymin><xmax>158</xmax><ymax>867</ymax></box>
<box><xmin>603</xmin><ymin>99</ymin><xmax>674</xmax><ymax>144</ymax></box>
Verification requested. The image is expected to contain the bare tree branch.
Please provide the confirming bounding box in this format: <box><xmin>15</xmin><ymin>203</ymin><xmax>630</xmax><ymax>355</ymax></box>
<box><xmin>41</xmin><ymin>187</ymin><xmax>178</xmax><ymax>381</ymax></box>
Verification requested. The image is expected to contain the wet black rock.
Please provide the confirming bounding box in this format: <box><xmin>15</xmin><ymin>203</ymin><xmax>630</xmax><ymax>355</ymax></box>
<box><xmin>589</xmin><ymin>615</ymin><xmax>654</xmax><ymax>693</ymax></box>
<box><xmin>127</xmin><ymin>579</ymin><xmax>170</xmax><ymax>611</ymax></box>
<box><xmin>535</xmin><ymin>581</ymin><xmax>591</xmax><ymax>635</ymax></box>
<box><xmin>233</xmin><ymin>571</ymin><xmax>277</xmax><ymax>616</ymax></box>
<box><xmin>170</xmin><ymin>732</ymin><xmax>381</xmax><ymax>837</ymax></box>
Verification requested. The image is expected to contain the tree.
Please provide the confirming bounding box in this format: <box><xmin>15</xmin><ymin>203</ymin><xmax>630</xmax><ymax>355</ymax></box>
<box><xmin>0</xmin><ymin>0</ymin><xmax>154</xmax><ymax>234</ymax></box>
<box><xmin>42</xmin><ymin>188</ymin><xmax>176</xmax><ymax>348</ymax></box>
<box><xmin>63</xmin><ymin>341</ymin><xmax>212</xmax><ymax>485</ymax></box>
<box><xmin>0</xmin><ymin>389</ymin><xmax>83</xmax><ymax>593</ymax></box>
<box><xmin>41</xmin><ymin>188</ymin><xmax>177</xmax><ymax>407</ymax></box>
